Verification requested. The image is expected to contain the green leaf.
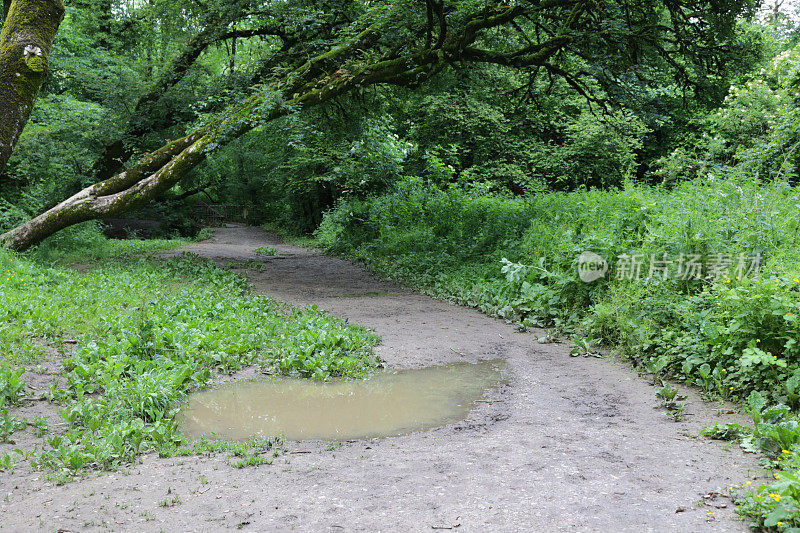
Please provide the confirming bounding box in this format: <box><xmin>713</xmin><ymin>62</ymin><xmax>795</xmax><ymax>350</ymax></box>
<box><xmin>764</xmin><ymin>504</ymin><xmax>789</xmax><ymax>527</ymax></box>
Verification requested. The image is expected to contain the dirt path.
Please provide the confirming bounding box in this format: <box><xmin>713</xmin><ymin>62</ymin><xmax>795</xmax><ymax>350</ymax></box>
<box><xmin>0</xmin><ymin>225</ymin><xmax>763</xmax><ymax>532</ymax></box>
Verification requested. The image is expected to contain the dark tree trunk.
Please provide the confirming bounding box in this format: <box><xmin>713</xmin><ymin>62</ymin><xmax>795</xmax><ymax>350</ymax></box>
<box><xmin>0</xmin><ymin>0</ymin><xmax>65</xmax><ymax>174</ymax></box>
<box><xmin>89</xmin><ymin>139</ymin><xmax>127</xmax><ymax>182</ymax></box>
<box><xmin>96</xmin><ymin>0</ymin><xmax>112</xmax><ymax>47</ymax></box>
<box><xmin>229</xmin><ymin>36</ymin><xmax>236</xmax><ymax>75</ymax></box>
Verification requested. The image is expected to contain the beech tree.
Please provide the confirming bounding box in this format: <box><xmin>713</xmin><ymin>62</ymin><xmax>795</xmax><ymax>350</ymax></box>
<box><xmin>0</xmin><ymin>0</ymin><xmax>757</xmax><ymax>251</ymax></box>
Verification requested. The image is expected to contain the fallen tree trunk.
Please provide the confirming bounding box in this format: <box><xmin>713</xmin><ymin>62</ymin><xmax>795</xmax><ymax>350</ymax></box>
<box><xmin>0</xmin><ymin>0</ymin><xmax>64</xmax><ymax>174</ymax></box>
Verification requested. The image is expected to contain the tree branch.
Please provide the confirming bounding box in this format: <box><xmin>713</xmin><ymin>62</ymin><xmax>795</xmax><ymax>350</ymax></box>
<box><xmin>218</xmin><ymin>25</ymin><xmax>289</xmax><ymax>43</ymax></box>
<box><xmin>172</xmin><ymin>183</ymin><xmax>211</xmax><ymax>202</ymax></box>
<box><xmin>543</xmin><ymin>63</ymin><xmax>609</xmax><ymax>115</ymax></box>
<box><xmin>433</xmin><ymin>0</ymin><xmax>446</xmax><ymax>49</ymax></box>
<box><xmin>459</xmin><ymin>36</ymin><xmax>573</xmax><ymax>67</ymax></box>
<box><xmin>425</xmin><ymin>0</ymin><xmax>434</xmax><ymax>49</ymax></box>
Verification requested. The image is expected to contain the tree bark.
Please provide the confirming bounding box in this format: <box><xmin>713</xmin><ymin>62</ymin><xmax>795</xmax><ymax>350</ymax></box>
<box><xmin>0</xmin><ymin>0</ymin><xmax>64</xmax><ymax>174</ymax></box>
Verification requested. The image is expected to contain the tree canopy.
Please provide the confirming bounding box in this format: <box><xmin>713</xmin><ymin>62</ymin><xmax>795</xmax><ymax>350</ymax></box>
<box><xmin>0</xmin><ymin>0</ymin><xmax>775</xmax><ymax>249</ymax></box>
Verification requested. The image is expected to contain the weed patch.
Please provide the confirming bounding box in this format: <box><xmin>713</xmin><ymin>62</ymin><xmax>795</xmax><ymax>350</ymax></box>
<box><xmin>254</xmin><ymin>246</ymin><xmax>278</xmax><ymax>256</ymax></box>
<box><xmin>0</xmin><ymin>242</ymin><xmax>379</xmax><ymax>478</ymax></box>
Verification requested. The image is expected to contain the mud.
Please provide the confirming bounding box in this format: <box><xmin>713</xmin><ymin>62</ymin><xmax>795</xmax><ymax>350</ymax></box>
<box><xmin>178</xmin><ymin>360</ymin><xmax>506</xmax><ymax>441</ymax></box>
<box><xmin>0</xmin><ymin>225</ymin><xmax>765</xmax><ymax>532</ymax></box>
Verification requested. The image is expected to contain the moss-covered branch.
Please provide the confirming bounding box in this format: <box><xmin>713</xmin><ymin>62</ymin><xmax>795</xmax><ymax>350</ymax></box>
<box><xmin>0</xmin><ymin>0</ymin><xmax>64</xmax><ymax>174</ymax></box>
<box><xmin>459</xmin><ymin>36</ymin><xmax>573</xmax><ymax>67</ymax></box>
<box><xmin>0</xmin><ymin>136</ymin><xmax>210</xmax><ymax>251</ymax></box>
<box><xmin>0</xmin><ymin>1</ymin><xmax>660</xmax><ymax>251</ymax></box>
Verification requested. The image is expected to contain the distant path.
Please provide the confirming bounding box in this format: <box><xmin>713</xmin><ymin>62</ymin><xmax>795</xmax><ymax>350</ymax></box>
<box><xmin>1</xmin><ymin>225</ymin><xmax>760</xmax><ymax>532</ymax></box>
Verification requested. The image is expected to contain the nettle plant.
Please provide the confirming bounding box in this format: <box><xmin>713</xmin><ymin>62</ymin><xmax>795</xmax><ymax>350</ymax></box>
<box><xmin>499</xmin><ymin>252</ymin><xmax>604</xmax><ymax>330</ymax></box>
<box><xmin>688</xmin><ymin>277</ymin><xmax>800</xmax><ymax>401</ymax></box>
<box><xmin>627</xmin><ymin>273</ymin><xmax>800</xmax><ymax>404</ymax></box>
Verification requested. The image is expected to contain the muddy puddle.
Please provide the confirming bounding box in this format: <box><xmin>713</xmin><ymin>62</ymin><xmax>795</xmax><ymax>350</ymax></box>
<box><xmin>177</xmin><ymin>360</ymin><xmax>506</xmax><ymax>441</ymax></box>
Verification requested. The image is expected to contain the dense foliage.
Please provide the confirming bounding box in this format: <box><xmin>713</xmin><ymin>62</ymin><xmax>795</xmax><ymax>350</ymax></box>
<box><xmin>8</xmin><ymin>0</ymin><xmax>800</xmax><ymax>526</ymax></box>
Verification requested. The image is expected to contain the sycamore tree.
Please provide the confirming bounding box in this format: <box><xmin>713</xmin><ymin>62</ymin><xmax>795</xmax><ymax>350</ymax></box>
<box><xmin>0</xmin><ymin>0</ymin><xmax>759</xmax><ymax>251</ymax></box>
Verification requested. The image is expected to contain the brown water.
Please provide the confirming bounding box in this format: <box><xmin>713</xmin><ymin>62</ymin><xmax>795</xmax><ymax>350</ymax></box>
<box><xmin>177</xmin><ymin>360</ymin><xmax>506</xmax><ymax>441</ymax></box>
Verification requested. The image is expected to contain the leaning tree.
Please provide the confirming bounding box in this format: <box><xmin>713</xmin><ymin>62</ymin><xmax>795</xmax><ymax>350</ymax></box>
<box><xmin>0</xmin><ymin>0</ymin><xmax>757</xmax><ymax>251</ymax></box>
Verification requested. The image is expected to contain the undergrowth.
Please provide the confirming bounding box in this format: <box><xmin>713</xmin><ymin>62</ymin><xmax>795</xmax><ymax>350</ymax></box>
<box><xmin>704</xmin><ymin>392</ymin><xmax>800</xmax><ymax>530</ymax></box>
<box><xmin>0</xmin><ymin>239</ymin><xmax>379</xmax><ymax>479</ymax></box>
<box><xmin>314</xmin><ymin>175</ymin><xmax>800</xmax><ymax>529</ymax></box>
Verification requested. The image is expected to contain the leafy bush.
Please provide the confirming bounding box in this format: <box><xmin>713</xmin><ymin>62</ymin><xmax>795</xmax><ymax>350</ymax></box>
<box><xmin>704</xmin><ymin>392</ymin><xmax>800</xmax><ymax>529</ymax></box>
<box><xmin>317</xmin><ymin>174</ymin><xmax>800</xmax><ymax>404</ymax></box>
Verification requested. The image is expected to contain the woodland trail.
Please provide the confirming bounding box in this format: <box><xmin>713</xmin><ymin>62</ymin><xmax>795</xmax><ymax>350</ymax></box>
<box><xmin>0</xmin><ymin>225</ymin><xmax>763</xmax><ymax>532</ymax></box>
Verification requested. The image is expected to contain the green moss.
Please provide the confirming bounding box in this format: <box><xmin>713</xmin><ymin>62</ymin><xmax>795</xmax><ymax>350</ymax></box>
<box><xmin>0</xmin><ymin>0</ymin><xmax>64</xmax><ymax>173</ymax></box>
<box><xmin>0</xmin><ymin>0</ymin><xmax>64</xmax><ymax>46</ymax></box>
<box><xmin>24</xmin><ymin>55</ymin><xmax>45</xmax><ymax>72</ymax></box>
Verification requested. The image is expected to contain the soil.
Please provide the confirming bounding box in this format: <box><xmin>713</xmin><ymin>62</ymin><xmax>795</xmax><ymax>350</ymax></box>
<box><xmin>0</xmin><ymin>225</ymin><xmax>766</xmax><ymax>532</ymax></box>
